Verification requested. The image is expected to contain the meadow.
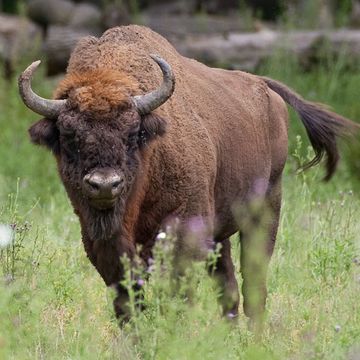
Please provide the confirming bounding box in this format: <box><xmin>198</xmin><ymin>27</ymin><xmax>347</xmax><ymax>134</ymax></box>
<box><xmin>0</xmin><ymin>54</ymin><xmax>359</xmax><ymax>359</ymax></box>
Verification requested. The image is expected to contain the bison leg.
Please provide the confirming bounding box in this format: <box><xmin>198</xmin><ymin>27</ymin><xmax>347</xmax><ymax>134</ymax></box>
<box><xmin>239</xmin><ymin>179</ymin><xmax>281</xmax><ymax>333</ymax></box>
<box><xmin>209</xmin><ymin>237</ymin><xmax>240</xmax><ymax>319</ymax></box>
<box><xmin>113</xmin><ymin>281</ymin><xmax>145</xmax><ymax>321</ymax></box>
<box><xmin>83</xmin><ymin>236</ymin><xmax>140</xmax><ymax>321</ymax></box>
<box><xmin>171</xmin><ymin>215</ymin><xmax>215</xmax><ymax>303</ymax></box>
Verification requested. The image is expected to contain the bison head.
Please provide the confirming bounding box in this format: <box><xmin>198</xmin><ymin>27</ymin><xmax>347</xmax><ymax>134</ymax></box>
<box><xmin>19</xmin><ymin>55</ymin><xmax>175</xmax><ymax>241</ymax></box>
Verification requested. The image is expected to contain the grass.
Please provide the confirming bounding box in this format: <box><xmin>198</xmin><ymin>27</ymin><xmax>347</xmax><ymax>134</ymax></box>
<box><xmin>0</xmin><ymin>56</ymin><xmax>359</xmax><ymax>359</ymax></box>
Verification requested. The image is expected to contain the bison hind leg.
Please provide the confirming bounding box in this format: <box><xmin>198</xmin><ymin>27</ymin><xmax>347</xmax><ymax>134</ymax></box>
<box><xmin>239</xmin><ymin>177</ymin><xmax>282</xmax><ymax>333</ymax></box>
<box><xmin>208</xmin><ymin>237</ymin><xmax>240</xmax><ymax>319</ymax></box>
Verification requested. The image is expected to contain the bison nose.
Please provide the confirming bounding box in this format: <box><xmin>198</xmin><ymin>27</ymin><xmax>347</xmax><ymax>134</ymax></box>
<box><xmin>83</xmin><ymin>170</ymin><xmax>123</xmax><ymax>199</ymax></box>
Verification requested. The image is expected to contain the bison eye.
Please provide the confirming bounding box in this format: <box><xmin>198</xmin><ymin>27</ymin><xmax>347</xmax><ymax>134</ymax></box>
<box><xmin>59</xmin><ymin>125</ymin><xmax>75</xmax><ymax>137</ymax></box>
<box><xmin>60</xmin><ymin>130</ymin><xmax>79</xmax><ymax>157</ymax></box>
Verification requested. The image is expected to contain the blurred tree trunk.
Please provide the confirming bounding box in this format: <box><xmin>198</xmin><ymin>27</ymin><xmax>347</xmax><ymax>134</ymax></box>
<box><xmin>196</xmin><ymin>0</ymin><xmax>283</xmax><ymax>19</ymax></box>
<box><xmin>1</xmin><ymin>0</ymin><xmax>18</xmax><ymax>13</ymax></box>
<box><xmin>350</xmin><ymin>0</ymin><xmax>360</xmax><ymax>27</ymax></box>
<box><xmin>196</xmin><ymin>0</ymin><xmax>242</xmax><ymax>13</ymax></box>
<box><xmin>245</xmin><ymin>0</ymin><xmax>283</xmax><ymax>20</ymax></box>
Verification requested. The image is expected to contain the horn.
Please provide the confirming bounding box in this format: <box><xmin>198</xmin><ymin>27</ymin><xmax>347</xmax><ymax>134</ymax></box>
<box><xmin>133</xmin><ymin>54</ymin><xmax>175</xmax><ymax>115</ymax></box>
<box><xmin>18</xmin><ymin>60</ymin><xmax>66</xmax><ymax>119</ymax></box>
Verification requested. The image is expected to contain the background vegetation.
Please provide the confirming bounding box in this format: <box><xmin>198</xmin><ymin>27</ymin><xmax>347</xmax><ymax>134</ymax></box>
<box><xmin>0</xmin><ymin>0</ymin><xmax>360</xmax><ymax>358</ymax></box>
<box><xmin>0</xmin><ymin>0</ymin><xmax>356</xmax><ymax>29</ymax></box>
<box><xmin>0</xmin><ymin>49</ymin><xmax>359</xmax><ymax>360</ymax></box>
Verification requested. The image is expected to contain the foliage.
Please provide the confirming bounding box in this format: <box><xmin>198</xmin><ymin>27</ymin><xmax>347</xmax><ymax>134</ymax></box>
<box><xmin>0</xmin><ymin>57</ymin><xmax>359</xmax><ymax>359</ymax></box>
<box><xmin>2</xmin><ymin>0</ymin><xmax>354</xmax><ymax>26</ymax></box>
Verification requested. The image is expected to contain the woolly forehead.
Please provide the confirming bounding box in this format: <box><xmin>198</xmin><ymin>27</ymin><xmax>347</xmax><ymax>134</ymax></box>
<box><xmin>54</xmin><ymin>69</ymin><xmax>140</xmax><ymax>116</ymax></box>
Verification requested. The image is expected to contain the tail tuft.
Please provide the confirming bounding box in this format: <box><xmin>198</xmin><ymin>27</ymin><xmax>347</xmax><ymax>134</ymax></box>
<box><xmin>263</xmin><ymin>77</ymin><xmax>359</xmax><ymax>181</ymax></box>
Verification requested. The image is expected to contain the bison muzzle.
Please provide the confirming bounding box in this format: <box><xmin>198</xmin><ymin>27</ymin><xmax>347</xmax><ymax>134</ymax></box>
<box><xmin>82</xmin><ymin>168</ymin><xmax>124</xmax><ymax>209</ymax></box>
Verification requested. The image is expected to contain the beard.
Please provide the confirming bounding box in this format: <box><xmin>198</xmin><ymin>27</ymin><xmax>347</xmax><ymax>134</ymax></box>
<box><xmin>82</xmin><ymin>198</ymin><xmax>125</xmax><ymax>241</ymax></box>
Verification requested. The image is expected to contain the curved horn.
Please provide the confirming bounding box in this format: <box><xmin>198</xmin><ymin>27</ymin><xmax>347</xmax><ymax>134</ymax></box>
<box><xmin>133</xmin><ymin>54</ymin><xmax>175</xmax><ymax>115</ymax></box>
<box><xmin>18</xmin><ymin>60</ymin><xmax>66</xmax><ymax>119</ymax></box>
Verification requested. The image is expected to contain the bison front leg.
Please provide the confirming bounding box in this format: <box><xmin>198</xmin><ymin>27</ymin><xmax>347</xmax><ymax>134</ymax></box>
<box><xmin>84</xmin><ymin>236</ymin><xmax>138</xmax><ymax>321</ymax></box>
<box><xmin>171</xmin><ymin>215</ymin><xmax>215</xmax><ymax>302</ymax></box>
<box><xmin>112</xmin><ymin>281</ymin><xmax>144</xmax><ymax>321</ymax></box>
<box><xmin>209</xmin><ymin>237</ymin><xmax>240</xmax><ymax>319</ymax></box>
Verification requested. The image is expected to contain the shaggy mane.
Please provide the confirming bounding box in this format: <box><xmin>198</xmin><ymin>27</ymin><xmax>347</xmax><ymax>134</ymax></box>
<box><xmin>54</xmin><ymin>69</ymin><xmax>139</xmax><ymax>116</ymax></box>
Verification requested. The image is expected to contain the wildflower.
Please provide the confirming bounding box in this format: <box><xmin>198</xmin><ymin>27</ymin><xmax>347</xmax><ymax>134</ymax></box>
<box><xmin>227</xmin><ymin>312</ymin><xmax>237</xmax><ymax>320</ymax></box>
<box><xmin>137</xmin><ymin>279</ymin><xmax>145</xmax><ymax>287</ymax></box>
<box><xmin>0</xmin><ymin>224</ymin><xmax>14</xmax><ymax>249</ymax></box>
<box><xmin>252</xmin><ymin>177</ymin><xmax>268</xmax><ymax>197</ymax></box>
<box><xmin>156</xmin><ymin>232</ymin><xmax>166</xmax><ymax>240</ymax></box>
<box><xmin>187</xmin><ymin>216</ymin><xmax>206</xmax><ymax>236</ymax></box>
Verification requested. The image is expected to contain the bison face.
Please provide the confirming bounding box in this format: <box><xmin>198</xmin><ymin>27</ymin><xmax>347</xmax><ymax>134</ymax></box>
<box><xmin>56</xmin><ymin>107</ymin><xmax>166</xmax><ymax>209</ymax></box>
<box><xmin>58</xmin><ymin>109</ymin><xmax>140</xmax><ymax>210</ymax></box>
<box><xmin>19</xmin><ymin>55</ymin><xmax>174</xmax><ymax>241</ymax></box>
<box><xmin>28</xmin><ymin>106</ymin><xmax>166</xmax><ymax>240</ymax></box>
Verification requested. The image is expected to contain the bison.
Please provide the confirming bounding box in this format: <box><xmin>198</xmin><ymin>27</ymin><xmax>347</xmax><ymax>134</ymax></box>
<box><xmin>19</xmin><ymin>25</ymin><xmax>357</xmax><ymax>328</ymax></box>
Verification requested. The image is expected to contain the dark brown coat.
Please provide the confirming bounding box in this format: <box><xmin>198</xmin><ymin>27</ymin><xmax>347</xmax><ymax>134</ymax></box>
<box><xmin>26</xmin><ymin>25</ymin><xmax>358</xmax><ymax>326</ymax></box>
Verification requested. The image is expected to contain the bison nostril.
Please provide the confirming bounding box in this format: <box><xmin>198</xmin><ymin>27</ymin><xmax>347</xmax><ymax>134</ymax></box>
<box><xmin>83</xmin><ymin>175</ymin><xmax>102</xmax><ymax>194</ymax></box>
<box><xmin>112</xmin><ymin>180</ymin><xmax>121</xmax><ymax>189</ymax></box>
<box><xmin>83</xmin><ymin>171</ymin><xmax>123</xmax><ymax>199</ymax></box>
<box><xmin>85</xmin><ymin>178</ymin><xmax>100</xmax><ymax>190</ymax></box>
<box><xmin>89</xmin><ymin>182</ymin><xmax>99</xmax><ymax>190</ymax></box>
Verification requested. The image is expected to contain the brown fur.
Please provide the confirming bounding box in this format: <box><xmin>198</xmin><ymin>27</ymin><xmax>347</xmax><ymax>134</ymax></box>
<box><xmin>27</xmin><ymin>25</ymin><xmax>358</xmax><ymax>325</ymax></box>
<box><xmin>55</xmin><ymin>69</ymin><xmax>139</xmax><ymax>115</ymax></box>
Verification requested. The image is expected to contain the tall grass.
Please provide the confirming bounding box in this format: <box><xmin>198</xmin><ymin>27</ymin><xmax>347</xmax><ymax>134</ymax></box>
<box><xmin>0</xmin><ymin>54</ymin><xmax>359</xmax><ymax>359</ymax></box>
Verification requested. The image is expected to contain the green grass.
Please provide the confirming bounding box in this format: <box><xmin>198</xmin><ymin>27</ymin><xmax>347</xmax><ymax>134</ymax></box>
<box><xmin>0</xmin><ymin>58</ymin><xmax>359</xmax><ymax>359</ymax></box>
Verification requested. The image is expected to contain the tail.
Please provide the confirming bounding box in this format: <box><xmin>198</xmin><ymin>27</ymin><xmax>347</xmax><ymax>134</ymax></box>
<box><xmin>262</xmin><ymin>77</ymin><xmax>359</xmax><ymax>181</ymax></box>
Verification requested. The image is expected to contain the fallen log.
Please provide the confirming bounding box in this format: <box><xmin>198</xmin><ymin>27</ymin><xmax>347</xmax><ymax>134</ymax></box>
<box><xmin>43</xmin><ymin>25</ymin><xmax>360</xmax><ymax>75</ymax></box>
<box><xmin>174</xmin><ymin>29</ymin><xmax>360</xmax><ymax>71</ymax></box>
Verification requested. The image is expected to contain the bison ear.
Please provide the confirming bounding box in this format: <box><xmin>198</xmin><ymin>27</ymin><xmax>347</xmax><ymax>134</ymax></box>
<box><xmin>140</xmin><ymin>113</ymin><xmax>167</xmax><ymax>144</ymax></box>
<box><xmin>28</xmin><ymin>118</ymin><xmax>59</xmax><ymax>154</ymax></box>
